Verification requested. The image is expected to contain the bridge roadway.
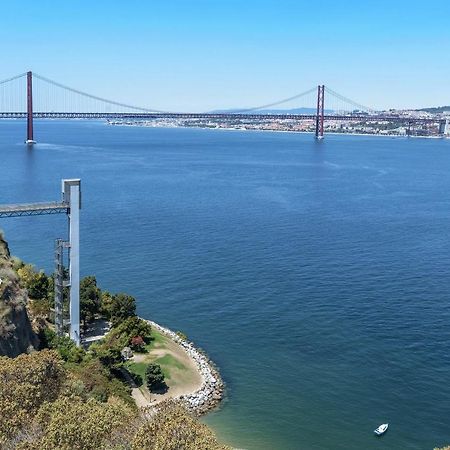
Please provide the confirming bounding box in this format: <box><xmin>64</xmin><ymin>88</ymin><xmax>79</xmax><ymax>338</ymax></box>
<box><xmin>0</xmin><ymin>112</ymin><xmax>439</xmax><ymax>123</ymax></box>
<box><xmin>0</xmin><ymin>201</ymin><xmax>68</xmax><ymax>218</ymax></box>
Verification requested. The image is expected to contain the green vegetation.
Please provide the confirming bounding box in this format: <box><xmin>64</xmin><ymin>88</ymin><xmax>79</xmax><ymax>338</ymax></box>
<box><xmin>14</xmin><ymin>260</ymin><xmax>143</xmax><ymax>337</ymax></box>
<box><xmin>102</xmin><ymin>292</ymin><xmax>137</xmax><ymax>326</ymax></box>
<box><xmin>0</xmin><ymin>234</ymin><xmax>229</xmax><ymax>449</ymax></box>
<box><xmin>0</xmin><ymin>350</ymin><xmax>65</xmax><ymax>444</ymax></box>
<box><xmin>79</xmin><ymin>275</ymin><xmax>101</xmax><ymax>326</ymax></box>
<box><xmin>145</xmin><ymin>363</ymin><xmax>166</xmax><ymax>392</ymax></box>
<box><xmin>126</xmin><ymin>361</ymin><xmax>148</xmax><ymax>382</ymax></box>
<box><xmin>0</xmin><ymin>351</ymin><xmax>229</xmax><ymax>449</ymax></box>
<box><xmin>132</xmin><ymin>401</ymin><xmax>230</xmax><ymax>450</ymax></box>
<box><xmin>145</xmin><ymin>328</ymin><xmax>168</xmax><ymax>350</ymax></box>
<box><xmin>151</xmin><ymin>353</ymin><xmax>187</xmax><ymax>382</ymax></box>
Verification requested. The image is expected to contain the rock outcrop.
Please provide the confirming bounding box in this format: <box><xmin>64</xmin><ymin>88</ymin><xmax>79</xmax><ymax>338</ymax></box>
<box><xmin>0</xmin><ymin>233</ymin><xmax>39</xmax><ymax>357</ymax></box>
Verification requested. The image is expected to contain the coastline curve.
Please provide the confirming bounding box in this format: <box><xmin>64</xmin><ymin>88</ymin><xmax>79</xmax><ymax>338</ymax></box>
<box><xmin>145</xmin><ymin>319</ymin><xmax>225</xmax><ymax>415</ymax></box>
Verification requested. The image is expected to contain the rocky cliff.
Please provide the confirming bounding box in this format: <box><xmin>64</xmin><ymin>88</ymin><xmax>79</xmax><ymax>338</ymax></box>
<box><xmin>0</xmin><ymin>233</ymin><xmax>39</xmax><ymax>357</ymax></box>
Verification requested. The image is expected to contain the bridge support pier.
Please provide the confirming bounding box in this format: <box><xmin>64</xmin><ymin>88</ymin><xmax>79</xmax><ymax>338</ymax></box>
<box><xmin>25</xmin><ymin>71</ymin><xmax>36</xmax><ymax>145</ymax></box>
<box><xmin>315</xmin><ymin>85</ymin><xmax>325</xmax><ymax>139</ymax></box>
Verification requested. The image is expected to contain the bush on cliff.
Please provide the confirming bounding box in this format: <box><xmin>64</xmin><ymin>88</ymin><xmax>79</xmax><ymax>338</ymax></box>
<box><xmin>0</xmin><ymin>350</ymin><xmax>65</xmax><ymax>444</ymax></box>
<box><xmin>132</xmin><ymin>401</ymin><xmax>230</xmax><ymax>450</ymax></box>
<box><xmin>44</xmin><ymin>329</ymin><xmax>86</xmax><ymax>363</ymax></box>
<box><xmin>0</xmin><ymin>353</ymin><xmax>230</xmax><ymax>450</ymax></box>
<box><xmin>89</xmin><ymin>340</ymin><xmax>124</xmax><ymax>369</ymax></box>
<box><xmin>16</xmin><ymin>264</ymin><xmax>50</xmax><ymax>302</ymax></box>
<box><xmin>15</xmin><ymin>396</ymin><xmax>134</xmax><ymax>450</ymax></box>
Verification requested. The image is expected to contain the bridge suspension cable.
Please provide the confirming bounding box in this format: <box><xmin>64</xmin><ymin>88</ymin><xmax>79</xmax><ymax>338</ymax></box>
<box><xmin>229</xmin><ymin>86</ymin><xmax>318</xmax><ymax>113</ymax></box>
<box><xmin>0</xmin><ymin>72</ymin><xmax>27</xmax><ymax>85</ymax></box>
<box><xmin>32</xmin><ymin>72</ymin><xmax>166</xmax><ymax>113</ymax></box>
<box><xmin>324</xmin><ymin>87</ymin><xmax>376</xmax><ymax>113</ymax></box>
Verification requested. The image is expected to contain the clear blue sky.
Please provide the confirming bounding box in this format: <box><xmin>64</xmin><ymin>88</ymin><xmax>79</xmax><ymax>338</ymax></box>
<box><xmin>1</xmin><ymin>0</ymin><xmax>449</xmax><ymax>111</ymax></box>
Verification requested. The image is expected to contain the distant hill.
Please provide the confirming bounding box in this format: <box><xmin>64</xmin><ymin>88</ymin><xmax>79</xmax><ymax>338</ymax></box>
<box><xmin>417</xmin><ymin>106</ymin><xmax>450</xmax><ymax>113</ymax></box>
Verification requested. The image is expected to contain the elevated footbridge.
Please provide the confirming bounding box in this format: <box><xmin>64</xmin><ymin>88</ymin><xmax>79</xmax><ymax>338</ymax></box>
<box><xmin>0</xmin><ymin>201</ymin><xmax>68</xmax><ymax>218</ymax></box>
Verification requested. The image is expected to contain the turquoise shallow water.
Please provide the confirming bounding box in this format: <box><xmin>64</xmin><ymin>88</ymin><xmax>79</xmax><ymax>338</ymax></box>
<box><xmin>1</xmin><ymin>121</ymin><xmax>450</xmax><ymax>449</ymax></box>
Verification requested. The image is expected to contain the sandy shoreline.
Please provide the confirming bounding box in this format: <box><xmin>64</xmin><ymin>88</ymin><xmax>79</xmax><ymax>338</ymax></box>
<box><xmin>144</xmin><ymin>319</ymin><xmax>225</xmax><ymax>416</ymax></box>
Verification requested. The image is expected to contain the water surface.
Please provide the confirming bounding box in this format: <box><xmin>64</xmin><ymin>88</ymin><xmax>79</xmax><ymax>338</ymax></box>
<box><xmin>1</xmin><ymin>121</ymin><xmax>450</xmax><ymax>449</ymax></box>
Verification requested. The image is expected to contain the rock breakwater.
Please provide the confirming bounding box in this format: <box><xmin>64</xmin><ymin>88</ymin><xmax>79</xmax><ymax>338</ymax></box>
<box><xmin>146</xmin><ymin>320</ymin><xmax>225</xmax><ymax>415</ymax></box>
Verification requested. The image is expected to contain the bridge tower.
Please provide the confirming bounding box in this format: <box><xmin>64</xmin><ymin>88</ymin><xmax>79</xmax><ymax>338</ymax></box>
<box><xmin>25</xmin><ymin>71</ymin><xmax>36</xmax><ymax>145</ymax></box>
<box><xmin>315</xmin><ymin>85</ymin><xmax>325</xmax><ymax>139</ymax></box>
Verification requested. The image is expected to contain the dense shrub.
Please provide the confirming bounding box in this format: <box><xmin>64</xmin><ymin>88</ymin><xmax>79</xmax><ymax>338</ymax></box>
<box><xmin>27</xmin><ymin>396</ymin><xmax>134</xmax><ymax>450</ymax></box>
<box><xmin>67</xmin><ymin>358</ymin><xmax>133</xmax><ymax>406</ymax></box>
<box><xmin>132</xmin><ymin>401</ymin><xmax>230</xmax><ymax>450</ymax></box>
<box><xmin>90</xmin><ymin>340</ymin><xmax>124</xmax><ymax>369</ymax></box>
<box><xmin>45</xmin><ymin>330</ymin><xmax>86</xmax><ymax>363</ymax></box>
<box><xmin>0</xmin><ymin>350</ymin><xmax>65</xmax><ymax>444</ymax></box>
<box><xmin>16</xmin><ymin>265</ymin><xmax>50</xmax><ymax>301</ymax></box>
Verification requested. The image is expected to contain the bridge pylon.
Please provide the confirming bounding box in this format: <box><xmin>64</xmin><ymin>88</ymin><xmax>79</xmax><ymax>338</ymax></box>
<box><xmin>25</xmin><ymin>71</ymin><xmax>36</xmax><ymax>145</ymax></box>
<box><xmin>315</xmin><ymin>85</ymin><xmax>325</xmax><ymax>139</ymax></box>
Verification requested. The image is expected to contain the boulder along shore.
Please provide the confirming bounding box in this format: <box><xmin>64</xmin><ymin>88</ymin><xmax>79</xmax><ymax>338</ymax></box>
<box><xmin>145</xmin><ymin>319</ymin><xmax>225</xmax><ymax>416</ymax></box>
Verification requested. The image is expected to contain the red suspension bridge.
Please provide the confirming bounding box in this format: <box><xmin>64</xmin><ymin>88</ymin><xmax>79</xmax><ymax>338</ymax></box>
<box><xmin>0</xmin><ymin>71</ymin><xmax>447</xmax><ymax>143</ymax></box>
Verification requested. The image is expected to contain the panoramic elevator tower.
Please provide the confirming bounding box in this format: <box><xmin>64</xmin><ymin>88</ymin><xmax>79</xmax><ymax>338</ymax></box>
<box><xmin>62</xmin><ymin>179</ymin><xmax>81</xmax><ymax>345</ymax></box>
<box><xmin>0</xmin><ymin>178</ymin><xmax>82</xmax><ymax>345</ymax></box>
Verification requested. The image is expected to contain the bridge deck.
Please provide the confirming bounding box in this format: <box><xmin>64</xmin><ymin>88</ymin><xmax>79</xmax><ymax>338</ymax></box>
<box><xmin>0</xmin><ymin>112</ymin><xmax>442</xmax><ymax>123</ymax></box>
<box><xmin>0</xmin><ymin>202</ymin><xmax>68</xmax><ymax>218</ymax></box>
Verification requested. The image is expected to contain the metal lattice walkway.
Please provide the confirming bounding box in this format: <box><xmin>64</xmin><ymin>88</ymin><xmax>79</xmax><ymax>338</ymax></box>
<box><xmin>0</xmin><ymin>202</ymin><xmax>68</xmax><ymax>218</ymax></box>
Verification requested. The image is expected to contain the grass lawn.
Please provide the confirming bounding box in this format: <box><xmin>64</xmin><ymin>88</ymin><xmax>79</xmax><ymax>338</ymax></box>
<box><xmin>125</xmin><ymin>328</ymin><xmax>197</xmax><ymax>395</ymax></box>
<box><xmin>125</xmin><ymin>361</ymin><xmax>148</xmax><ymax>382</ymax></box>
<box><xmin>144</xmin><ymin>329</ymin><xmax>169</xmax><ymax>352</ymax></box>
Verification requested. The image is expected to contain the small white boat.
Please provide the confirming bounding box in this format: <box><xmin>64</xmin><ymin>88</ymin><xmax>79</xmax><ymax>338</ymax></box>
<box><xmin>374</xmin><ymin>423</ymin><xmax>389</xmax><ymax>436</ymax></box>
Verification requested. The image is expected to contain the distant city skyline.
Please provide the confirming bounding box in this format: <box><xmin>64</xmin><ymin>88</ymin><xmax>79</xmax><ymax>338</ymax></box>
<box><xmin>1</xmin><ymin>0</ymin><xmax>449</xmax><ymax>111</ymax></box>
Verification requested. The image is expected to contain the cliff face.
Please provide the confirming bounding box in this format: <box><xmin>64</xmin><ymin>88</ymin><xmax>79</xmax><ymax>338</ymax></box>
<box><xmin>0</xmin><ymin>234</ymin><xmax>39</xmax><ymax>357</ymax></box>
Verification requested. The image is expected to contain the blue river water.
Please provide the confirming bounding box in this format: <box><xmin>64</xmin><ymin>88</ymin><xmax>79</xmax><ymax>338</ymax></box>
<box><xmin>1</xmin><ymin>120</ymin><xmax>450</xmax><ymax>450</ymax></box>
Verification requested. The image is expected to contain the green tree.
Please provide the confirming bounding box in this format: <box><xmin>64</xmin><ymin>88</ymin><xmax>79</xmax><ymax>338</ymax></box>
<box><xmin>113</xmin><ymin>316</ymin><xmax>152</xmax><ymax>343</ymax></box>
<box><xmin>99</xmin><ymin>290</ymin><xmax>114</xmax><ymax>317</ymax></box>
<box><xmin>145</xmin><ymin>363</ymin><xmax>165</xmax><ymax>392</ymax></box>
<box><xmin>80</xmin><ymin>276</ymin><xmax>101</xmax><ymax>327</ymax></box>
<box><xmin>108</xmin><ymin>293</ymin><xmax>136</xmax><ymax>326</ymax></box>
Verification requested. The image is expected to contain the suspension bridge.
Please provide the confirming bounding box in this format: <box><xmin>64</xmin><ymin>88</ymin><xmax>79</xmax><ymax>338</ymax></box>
<box><xmin>0</xmin><ymin>71</ymin><xmax>447</xmax><ymax>143</ymax></box>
